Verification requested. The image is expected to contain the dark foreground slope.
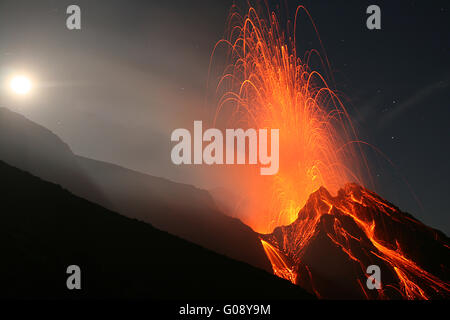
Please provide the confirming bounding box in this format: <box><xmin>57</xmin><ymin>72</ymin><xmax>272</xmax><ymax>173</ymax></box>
<box><xmin>0</xmin><ymin>107</ymin><xmax>271</xmax><ymax>272</ymax></box>
<box><xmin>76</xmin><ymin>156</ymin><xmax>271</xmax><ymax>272</ymax></box>
<box><xmin>0</xmin><ymin>160</ymin><xmax>312</xmax><ymax>299</ymax></box>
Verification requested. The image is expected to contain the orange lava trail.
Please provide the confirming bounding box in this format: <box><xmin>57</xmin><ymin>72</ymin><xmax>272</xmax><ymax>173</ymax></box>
<box><xmin>260</xmin><ymin>239</ymin><xmax>296</xmax><ymax>284</ymax></box>
<box><xmin>337</xmin><ymin>189</ymin><xmax>450</xmax><ymax>299</ymax></box>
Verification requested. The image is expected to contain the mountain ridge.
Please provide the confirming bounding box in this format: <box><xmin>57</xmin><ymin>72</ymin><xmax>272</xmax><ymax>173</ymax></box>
<box><xmin>0</xmin><ymin>107</ymin><xmax>271</xmax><ymax>272</ymax></box>
<box><xmin>261</xmin><ymin>183</ymin><xmax>450</xmax><ymax>299</ymax></box>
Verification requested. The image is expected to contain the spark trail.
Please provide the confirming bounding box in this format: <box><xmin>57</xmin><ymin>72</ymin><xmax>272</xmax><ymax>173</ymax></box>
<box><xmin>210</xmin><ymin>4</ymin><xmax>368</xmax><ymax>233</ymax></box>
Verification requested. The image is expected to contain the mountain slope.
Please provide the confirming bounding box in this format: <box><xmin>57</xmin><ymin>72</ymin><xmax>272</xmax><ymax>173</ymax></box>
<box><xmin>0</xmin><ymin>160</ymin><xmax>312</xmax><ymax>299</ymax></box>
<box><xmin>0</xmin><ymin>107</ymin><xmax>271</xmax><ymax>272</ymax></box>
<box><xmin>261</xmin><ymin>183</ymin><xmax>450</xmax><ymax>299</ymax></box>
<box><xmin>76</xmin><ymin>156</ymin><xmax>271</xmax><ymax>272</ymax></box>
<box><xmin>0</xmin><ymin>107</ymin><xmax>105</xmax><ymax>205</ymax></box>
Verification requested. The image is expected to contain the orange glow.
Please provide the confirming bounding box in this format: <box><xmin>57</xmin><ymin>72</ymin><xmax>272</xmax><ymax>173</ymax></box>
<box><xmin>210</xmin><ymin>5</ymin><xmax>367</xmax><ymax>233</ymax></box>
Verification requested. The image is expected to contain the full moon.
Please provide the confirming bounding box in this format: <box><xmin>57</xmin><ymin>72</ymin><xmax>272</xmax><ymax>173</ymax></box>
<box><xmin>10</xmin><ymin>76</ymin><xmax>32</xmax><ymax>95</ymax></box>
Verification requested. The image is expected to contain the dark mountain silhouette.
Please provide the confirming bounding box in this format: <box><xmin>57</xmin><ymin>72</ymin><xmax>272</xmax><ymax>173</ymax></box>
<box><xmin>261</xmin><ymin>183</ymin><xmax>450</xmax><ymax>299</ymax></box>
<box><xmin>0</xmin><ymin>107</ymin><xmax>271</xmax><ymax>272</ymax></box>
<box><xmin>76</xmin><ymin>156</ymin><xmax>271</xmax><ymax>272</ymax></box>
<box><xmin>0</xmin><ymin>107</ymin><xmax>106</xmax><ymax>206</ymax></box>
<box><xmin>0</xmin><ymin>160</ymin><xmax>313</xmax><ymax>299</ymax></box>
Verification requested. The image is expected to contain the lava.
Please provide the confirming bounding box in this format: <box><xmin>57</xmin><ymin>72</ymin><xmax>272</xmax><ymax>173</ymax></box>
<box><xmin>261</xmin><ymin>183</ymin><xmax>450</xmax><ymax>299</ymax></box>
<box><xmin>210</xmin><ymin>4</ymin><xmax>368</xmax><ymax>233</ymax></box>
<box><xmin>260</xmin><ymin>239</ymin><xmax>296</xmax><ymax>284</ymax></box>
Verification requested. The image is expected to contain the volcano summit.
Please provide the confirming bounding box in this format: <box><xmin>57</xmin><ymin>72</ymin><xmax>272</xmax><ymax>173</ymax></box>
<box><xmin>260</xmin><ymin>183</ymin><xmax>450</xmax><ymax>299</ymax></box>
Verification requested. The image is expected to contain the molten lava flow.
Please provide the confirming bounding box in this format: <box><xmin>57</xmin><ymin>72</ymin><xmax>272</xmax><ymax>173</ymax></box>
<box><xmin>210</xmin><ymin>5</ymin><xmax>368</xmax><ymax>233</ymax></box>
<box><xmin>335</xmin><ymin>190</ymin><xmax>450</xmax><ymax>299</ymax></box>
<box><xmin>261</xmin><ymin>183</ymin><xmax>450</xmax><ymax>300</ymax></box>
<box><xmin>260</xmin><ymin>239</ymin><xmax>296</xmax><ymax>284</ymax></box>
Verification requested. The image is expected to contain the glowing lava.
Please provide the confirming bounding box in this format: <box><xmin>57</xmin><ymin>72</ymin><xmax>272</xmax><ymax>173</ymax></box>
<box><xmin>261</xmin><ymin>183</ymin><xmax>450</xmax><ymax>299</ymax></box>
<box><xmin>210</xmin><ymin>5</ymin><xmax>368</xmax><ymax>233</ymax></box>
<box><xmin>260</xmin><ymin>239</ymin><xmax>296</xmax><ymax>284</ymax></box>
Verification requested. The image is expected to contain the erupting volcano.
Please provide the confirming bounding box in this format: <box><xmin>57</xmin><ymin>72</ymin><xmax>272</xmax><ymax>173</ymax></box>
<box><xmin>209</xmin><ymin>4</ymin><xmax>450</xmax><ymax>300</ymax></box>
<box><xmin>261</xmin><ymin>183</ymin><xmax>450</xmax><ymax>299</ymax></box>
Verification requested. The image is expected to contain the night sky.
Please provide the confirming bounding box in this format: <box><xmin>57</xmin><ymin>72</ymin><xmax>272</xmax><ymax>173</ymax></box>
<box><xmin>0</xmin><ymin>0</ymin><xmax>448</xmax><ymax>233</ymax></box>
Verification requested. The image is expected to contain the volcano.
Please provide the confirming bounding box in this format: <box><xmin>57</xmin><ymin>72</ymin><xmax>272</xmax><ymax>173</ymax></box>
<box><xmin>260</xmin><ymin>183</ymin><xmax>450</xmax><ymax>299</ymax></box>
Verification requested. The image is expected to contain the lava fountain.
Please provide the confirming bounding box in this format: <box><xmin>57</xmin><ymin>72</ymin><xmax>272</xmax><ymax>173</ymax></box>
<box><xmin>209</xmin><ymin>4</ymin><xmax>369</xmax><ymax>233</ymax></box>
